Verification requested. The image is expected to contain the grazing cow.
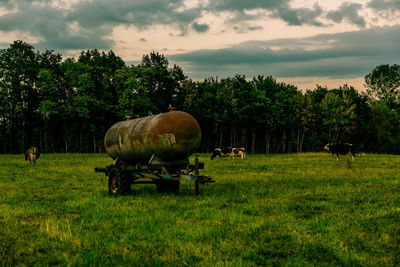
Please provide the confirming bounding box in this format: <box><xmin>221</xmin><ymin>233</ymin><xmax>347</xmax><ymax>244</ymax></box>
<box><xmin>324</xmin><ymin>143</ymin><xmax>355</xmax><ymax>160</ymax></box>
<box><xmin>25</xmin><ymin>146</ymin><xmax>40</xmax><ymax>165</ymax></box>
<box><xmin>231</xmin><ymin>148</ymin><xmax>246</xmax><ymax>159</ymax></box>
<box><xmin>210</xmin><ymin>147</ymin><xmax>232</xmax><ymax>160</ymax></box>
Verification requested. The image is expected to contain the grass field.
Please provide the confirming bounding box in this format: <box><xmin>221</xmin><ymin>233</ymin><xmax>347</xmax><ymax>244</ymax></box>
<box><xmin>0</xmin><ymin>153</ymin><xmax>399</xmax><ymax>266</ymax></box>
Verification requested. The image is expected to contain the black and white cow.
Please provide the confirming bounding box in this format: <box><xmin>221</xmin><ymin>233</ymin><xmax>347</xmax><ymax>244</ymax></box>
<box><xmin>210</xmin><ymin>147</ymin><xmax>232</xmax><ymax>160</ymax></box>
<box><xmin>231</xmin><ymin>148</ymin><xmax>246</xmax><ymax>159</ymax></box>
<box><xmin>324</xmin><ymin>143</ymin><xmax>355</xmax><ymax>160</ymax></box>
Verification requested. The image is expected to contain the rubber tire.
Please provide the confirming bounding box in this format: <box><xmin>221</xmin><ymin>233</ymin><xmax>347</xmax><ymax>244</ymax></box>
<box><xmin>108</xmin><ymin>166</ymin><xmax>131</xmax><ymax>196</ymax></box>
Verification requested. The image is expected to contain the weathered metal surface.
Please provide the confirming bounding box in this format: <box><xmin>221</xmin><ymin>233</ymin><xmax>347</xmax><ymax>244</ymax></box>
<box><xmin>104</xmin><ymin>111</ymin><xmax>201</xmax><ymax>164</ymax></box>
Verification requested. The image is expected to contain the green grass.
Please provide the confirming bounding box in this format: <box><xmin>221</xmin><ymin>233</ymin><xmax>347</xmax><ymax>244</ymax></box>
<box><xmin>0</xmin><ymin>153</ymin><xmax>399</xmax><ymax>266</ymax></box>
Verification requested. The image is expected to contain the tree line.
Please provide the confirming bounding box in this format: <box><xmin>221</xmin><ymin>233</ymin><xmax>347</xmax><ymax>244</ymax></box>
<box><xmin>1</xmin><ymin>40</ymin><xmax>400</xmax><ymax>154</ymax></box>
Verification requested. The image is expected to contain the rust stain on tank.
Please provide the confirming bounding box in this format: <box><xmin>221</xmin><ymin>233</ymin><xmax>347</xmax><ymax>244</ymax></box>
<box><xmin>104</xmin><ymin>111</ymin><xmax>201</xmax><ymax>164</ymax></box>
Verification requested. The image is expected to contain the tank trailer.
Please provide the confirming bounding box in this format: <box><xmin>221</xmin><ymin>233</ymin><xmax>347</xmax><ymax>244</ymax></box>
<box><xmin>95</xmin><ymin>110</ymin><xmax>214</xmax><ymax>196</ymax></box>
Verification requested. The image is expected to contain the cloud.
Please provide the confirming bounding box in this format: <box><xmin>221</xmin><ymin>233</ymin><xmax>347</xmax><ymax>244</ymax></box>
<box><xmin>327</xmin><ymin>2</ymin><xmax>366</xmax><ymax>27</ymax></box>
<box><xmin>0</xmin><ymin>0</ymin><xmax>16</xmax><ymax>9</ymax></box>
<box><xmin>208</xmin><ymin>0</ymin><xmax>325</xmax><ymax>26</ymax></box>
<box><xmin>209</xmin><ymin>0</ymin><xmax>284</xmax><ymax>12</ymax></box>
<box><xmin>0</xmin><ymin>0</ymin><xmax>390</xmax><ymax>57</ymax></box>
<box><xmin>232</xmin><ymin>24</ymin><xmax>263</xmax><ymax>33</ymax></box>
<box><xmin>67</xmin><ymin>0</ymin><xmax>202</xmax><ymax>30</ymax></box>
<box><xmin>367</xmin><ymin>0</ymin><xmax>400</xmax><ymax>21</ymax></box>
<box><xmin>0</xmin><ymin>0</ymin><xmax>376</xmax><ymax>52</ymax></box>
<box><xmin>0</xmin><ymin>0</ymin><xmax>203</xmax><ymax>49</ymax></box>
<box><xmin>192</xmin><ymin>22</ymin><xmax>210</xmax><ymax>33</ymax></box>
<box><xmin>368</xmin><ymin>0</ymin><xmax>400</xmax><ymax>12</ymax></box>
<box><xmin>295</xmin><ymin>3</ymin><xmax>324</xmax><ymax>26</ymax></box>
<box><xmin>0</xmin><ymin>1</ymin><xmax>115</xmax><ymax>50</ymax></box>
<box><xmin>170</xmin><ymin>25</ymin><xmax>400</xmax><ymax>79</ymax></box>
<box><xmin>248</xmin><ymin>25</ymin><xmax>263</xmax><ymax>31</ymax></box>
<box><xmin>206</xmin><ymin>0</ymin><xmax>369</xmax><ymax>29</ymax></box>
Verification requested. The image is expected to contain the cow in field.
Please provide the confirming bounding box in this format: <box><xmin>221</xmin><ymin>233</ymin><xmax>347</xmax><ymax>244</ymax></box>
<box><xmin>210</xmin><ymin>147</ymin><xmax>232</xmax><ymax>160</ymax></box>
<box><xmin>231</xmin><ymin>148</ymin><xmax>246</xmax><ymax>159</ymax></box>
<box><xmin>25</xmin><ymin>146</ymin><xmax>40</xmax><ymax>165</ymax></box>
<box><xmin>324</xmin><ymin>143</ymin><xmax>355</xmax><ymax>160</ymax></box>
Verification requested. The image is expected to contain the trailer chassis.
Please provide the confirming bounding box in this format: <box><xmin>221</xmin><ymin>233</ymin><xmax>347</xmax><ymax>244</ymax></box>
<box><xmin>95</xmin><ymin>156</ymin><xmax>214</xmax><ymax>196</ymax></box>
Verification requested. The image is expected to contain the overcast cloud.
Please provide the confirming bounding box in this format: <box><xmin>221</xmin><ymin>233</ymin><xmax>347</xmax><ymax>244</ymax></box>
<box><xmin>171</xmin><ymin>25</ymin><xmax>400</xmax><ymax>78</ymax></box>
<box><xmin>0</xmin><ymin>0</ymin><xmax>399</xmax><ymax>89</ymax></box>
<box><xmin>327</xmin><ymin>3</ymin><xmax>366</xmax><ymax>27</ymax></box>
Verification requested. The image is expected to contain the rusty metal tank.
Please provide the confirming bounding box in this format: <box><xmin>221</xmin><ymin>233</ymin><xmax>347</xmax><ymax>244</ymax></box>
<box><xmin>104</xmin><ymin>111</ymin><xmax>201</xmax><ymax>165</ymax></box>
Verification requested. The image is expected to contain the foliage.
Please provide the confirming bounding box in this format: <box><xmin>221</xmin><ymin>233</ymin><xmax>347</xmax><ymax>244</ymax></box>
<box><xmin>1</xmin><ymin>40</ymin><xmax>400</xmax><ymax>154</ymax></box>
<box><xmin>136</xmin><ymin>51</ymin><xmax>187</xmax><ymax>113</ymax></box>
<box><xmin>0</xmin><ymin>41</ymin><xmax>40</xmax><ymax>152</ymax></box>
<box><xmin>365</xmin><ymin>64</ymin><xmax>400</xmax><ymax>106</ymax></box>
<box><xmin>370</xmin><ymin>101</ymin><xmax>400</xmax><ymax>153</ymax></box>
<box><xmin>321</xmin><ymin>91</ymin><xmax>356</xmax><ymax>143</ymax></box>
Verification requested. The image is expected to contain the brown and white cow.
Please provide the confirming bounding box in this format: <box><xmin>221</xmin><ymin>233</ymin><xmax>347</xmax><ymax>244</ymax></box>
<box><xmin>25</xmin><ymin>146</ymin><xmax>40</xmax><ymax>165</ymax></box>
<box><xmin>230</xmin><ymin>148</ymin><xmax>246</xmax><ymax>159</ymax></box>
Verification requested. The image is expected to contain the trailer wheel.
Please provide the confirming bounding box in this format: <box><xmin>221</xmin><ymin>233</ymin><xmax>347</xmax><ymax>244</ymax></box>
<box><xmin>108</xmin><ymin>166</ymin><xmax>131</xmax><ymax>196</ymax></box>
<box><xmin>156</xmin><ymin>180</ymin><xmax>180</xmax><ymax>194</ymax></box>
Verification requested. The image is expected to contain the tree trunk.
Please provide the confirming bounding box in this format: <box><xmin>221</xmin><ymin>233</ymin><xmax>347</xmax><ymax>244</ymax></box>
<box><xmin>334</xmin><ymin>128</ymin><xmax>340</xmax><ymax>144</ymax></box>
<box><xmin>339</xmin><ymin>128</ymin><xmax>346</xmax><ymax>143</ymax></box>
<box><xmin>282</xmin><ymin>129</ymin><xmax>286</xmax><ymax>153</ymax></box>
<box><xmin>93</xmin><ymin>136</ymin><xmax>96</xmax><ymax>153</ymax></box>
<box><xmin>300</xmin><ymin>128</ymin><xmax>306</xmax><ymax>152</ymax></box>
<box><xmin>21</xmin><ymin>130</ymin><xmax>25</xmax><ymax>154</ymax></box>
<box><xmin>44</xmin><ymin>128</ymin><xmax>47</xmax><ymax>153</ymax></box>
<box><xmin>39</xmin><ymin>127</ymin><xmax>43</xmax><ymax>153</ymax></box>
<box><xmin>243</xmin><ymin>128</ymin><xmax>247</xmax><ymax>150</ymax></box>
<box><xmin>219</xmin><ymin>126</ymin><xmax>223</xmax><ymax>147</ymax></box>
<box><xmin>230</xmin><ymin>126</ymin><xmax>233</xmax><ymax>147</ymax></box>
<box><xmin>265</xmin><ymin>128</ymin><xmax>271</xmax><ymax>154</ymax></box>
<box><xmin>233</xmin><ymin>127</ymin><xmax>236</xmax><ymax>148</ymax></box>
<box><xmin>99</xmin><ymin>136</ymin><xmax>103</xmax><ymax>153</ymax></box>
<box><xmin>297</xmin><ymin>127</ymin><xmax>301</xmax><ymax>153</ymax></box>
<box><xmin>79</xmin><ymin>128</ymin><xmax>83</xmax><ymax>153</ymax></box>
<box><xmin>251</xmin><ymin>127</ymin><xmax>256</xmax><ymax>154</ymax></box>
<box><xmin>64</xmin><ymin>126</ymin><xmax>68</xmax><ymax>153</ymax></box>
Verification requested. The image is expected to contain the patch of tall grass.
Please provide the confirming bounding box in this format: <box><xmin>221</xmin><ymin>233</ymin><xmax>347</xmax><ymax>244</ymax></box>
<box><xmin>0</xmin><ymin>153</ymin><xmax>399</xmax><ymax>265</ymax></box>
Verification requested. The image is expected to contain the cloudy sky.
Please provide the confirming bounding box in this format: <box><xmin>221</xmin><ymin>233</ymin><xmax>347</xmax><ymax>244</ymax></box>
<box><xmin>1</xmin><ymin>0</ymin><xmax>400</xmax><ymax>90</ymax></box>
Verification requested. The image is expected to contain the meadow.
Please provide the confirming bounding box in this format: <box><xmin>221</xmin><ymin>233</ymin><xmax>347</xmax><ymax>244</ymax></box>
<box><xmin>0</xmin><ymin>153</ymin><xmax>399</xmax><ymax>266</ymax></box>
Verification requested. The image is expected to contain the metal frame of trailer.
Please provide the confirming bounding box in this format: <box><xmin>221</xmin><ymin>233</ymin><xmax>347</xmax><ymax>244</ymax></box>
<box><xmin>95</xmin><ymin>156</ymin><xmax>214</xmax><ymax>196</ymax></box>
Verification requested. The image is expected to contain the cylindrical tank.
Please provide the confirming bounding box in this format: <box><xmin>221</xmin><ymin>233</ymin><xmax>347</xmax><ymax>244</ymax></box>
<box><xmin>104</xmin><ymin>111</ymin><xmax>201</xmax><ymax>164</ymax></box>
